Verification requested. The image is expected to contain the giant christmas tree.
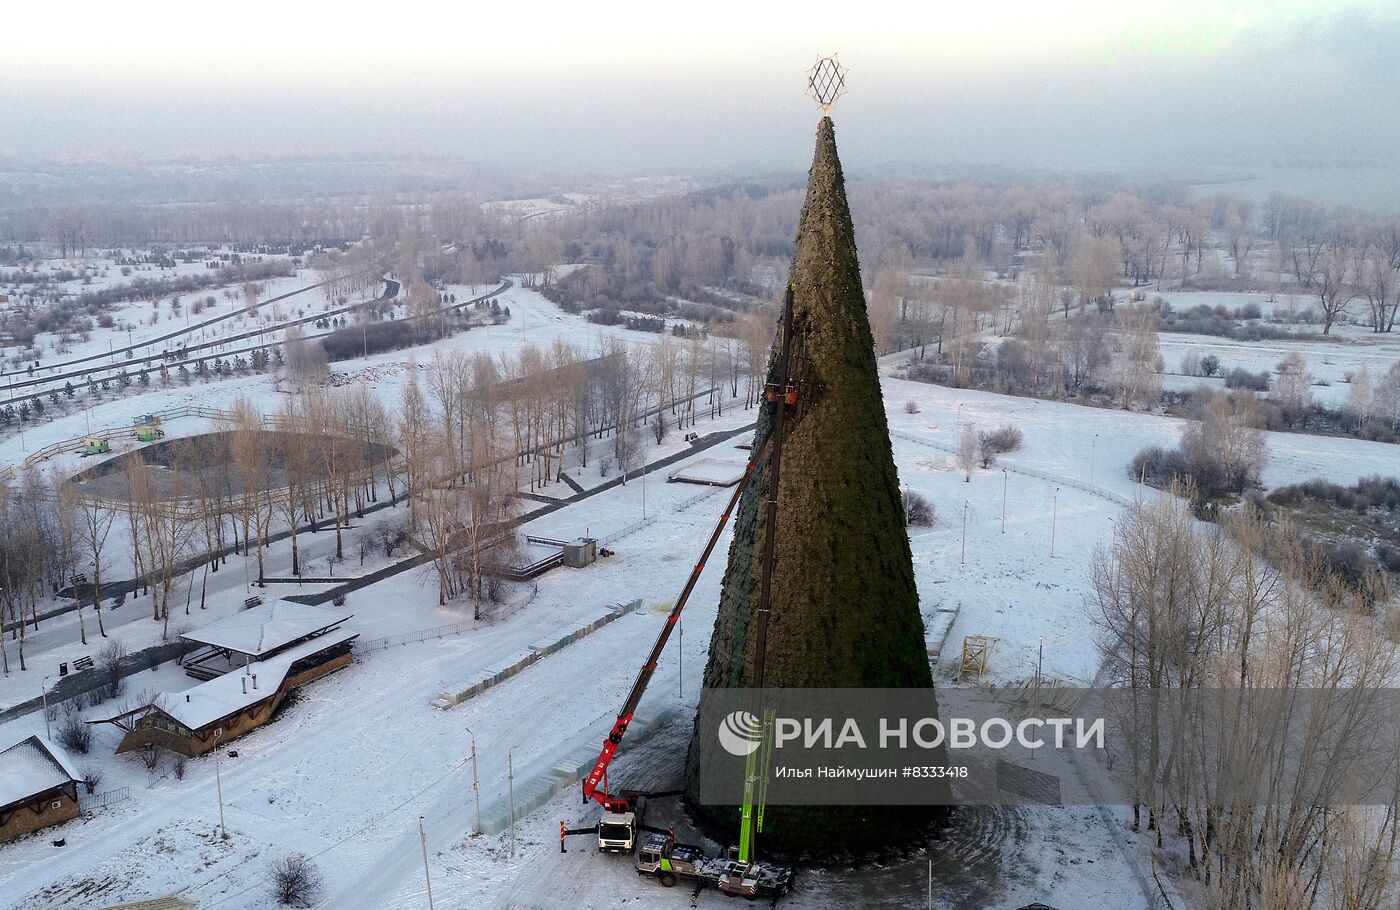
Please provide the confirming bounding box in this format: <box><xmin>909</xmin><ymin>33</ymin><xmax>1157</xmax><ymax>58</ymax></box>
<box><xmin>686</xmin><ymin>115</ymin><xmax>943</xmax><ymax>855</ymax></box>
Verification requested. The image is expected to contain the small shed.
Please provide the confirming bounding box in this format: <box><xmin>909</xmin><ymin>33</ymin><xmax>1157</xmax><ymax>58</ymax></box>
<box><xmin>133</xmin><ymin>415</ymin><xmax>165</xmax><ymax>442</ymax></box>
<box><xmin>561</xmin><ymin>538</ymin><xmax>597</xmax><ymax>569</ymax></box>
<box><xmin>81</xmin><ymin>437</ymin><xmax>111</xmax><ymax>455</ymax></box>
<box><xmin>0</xmin><ymin>735</ymin><xmax>82</xmax><ymax>843</ymax></box>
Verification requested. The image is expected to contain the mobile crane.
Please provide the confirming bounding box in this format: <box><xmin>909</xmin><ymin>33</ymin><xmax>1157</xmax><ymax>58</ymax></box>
<box><xmin>560</xmin><ymin>286</ymin><xmax>800</xmax><ymax>902</ymax></box>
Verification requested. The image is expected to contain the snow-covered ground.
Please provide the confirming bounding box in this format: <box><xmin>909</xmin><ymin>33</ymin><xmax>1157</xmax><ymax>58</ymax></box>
<box><xmin>1</xmin><ymin>278</ymin><xmax>1398</xmax><ymax>909</ymax></box>
<box><xmin>1</xmin><ymin>407</ymin><xmax>1147</xmax><ymax>909</ymax></box>
<box><xmin>1105</xmin><ymin>288</ymin><xmax>1400</xmax><ymax>408</ymax></box>
<box><xmin>2</xmin><ymin>254</ymin><xmax>316</xmax><ymax>370</ymax></box>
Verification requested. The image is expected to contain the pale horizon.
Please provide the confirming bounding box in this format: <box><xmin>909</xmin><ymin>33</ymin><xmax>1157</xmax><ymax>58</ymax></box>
<box><xmin>4</xmin><ymin>0</ymin><xmax>1397</xmax><ymax>179</ymax></box>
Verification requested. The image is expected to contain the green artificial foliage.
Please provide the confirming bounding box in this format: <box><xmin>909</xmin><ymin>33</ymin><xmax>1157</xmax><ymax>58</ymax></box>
<box><xmin>686</xmin><ymin>117</ymin><xmax>945</xmax><ymax>856</ymax></box>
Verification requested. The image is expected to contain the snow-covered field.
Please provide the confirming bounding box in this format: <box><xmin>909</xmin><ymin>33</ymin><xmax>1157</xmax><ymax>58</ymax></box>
<box><xmin>0</xmin><ymin>276</ymin><xmax>1397</xmax><ymax>910</ymax></box>
<box><xmin>1106</xmin><ymin>288</ymin><xmax>1400</xmax><ymax>407</ymax></box>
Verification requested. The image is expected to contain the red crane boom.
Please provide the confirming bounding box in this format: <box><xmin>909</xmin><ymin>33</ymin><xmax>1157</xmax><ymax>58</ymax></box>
<box><xmin>580</xmin><ymin>462</ymin><xmax>756</xmax><ymax>812</ymax></box>
<box><xmin>580</xmin><ymin>284</ymin><xmax>798</xmax><ymax>816</ymax></box>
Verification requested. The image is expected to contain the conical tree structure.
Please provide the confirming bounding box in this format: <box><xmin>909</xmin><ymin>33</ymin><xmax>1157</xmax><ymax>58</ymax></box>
<box><xmin>686</xmin><ymin>117</ymin><xmax>942</xmax><ymax>855</ymax></box>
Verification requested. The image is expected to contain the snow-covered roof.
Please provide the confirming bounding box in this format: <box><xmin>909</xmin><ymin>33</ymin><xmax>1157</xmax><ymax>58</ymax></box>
<box><xmin>159</xmin><ymin>627</ymin><xmax>358</xmax><ymax>732</ymax></box>
<box><xmin>0</xmin><ymin>735</ymin><xmax>82</xmax><ymax>810</ymax></box>
<box><xmin>180</xmin><ymin>600</ymin><xmax>352</xmax><ymax>659</ymax></box>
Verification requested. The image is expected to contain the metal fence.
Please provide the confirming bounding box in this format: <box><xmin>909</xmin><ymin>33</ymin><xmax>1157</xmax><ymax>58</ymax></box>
<box><xmin>79</xmin><ymin>786</ymin><xmax>130</xmax><ymax>814</ymax></box>
<box><xmin>674</xmin><ymin>485</ymin><xmax>722</xmax><ymax>513</ymax></box>
<box><xmin>599</xmin><ymin>514</ymin><xmax>657</xmax><ymax>548</ymax></box>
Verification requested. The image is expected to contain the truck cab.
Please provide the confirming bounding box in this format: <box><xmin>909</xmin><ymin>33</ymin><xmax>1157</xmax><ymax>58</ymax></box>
<box><xmin>597</xmin><ymin>810</ymin><xmax>637</xmax><ymax>853</ymax></box>
<box><xmin>635</xmin><ymin>832</ymin><xmax>709</xmax><ymax>888</ymax></box>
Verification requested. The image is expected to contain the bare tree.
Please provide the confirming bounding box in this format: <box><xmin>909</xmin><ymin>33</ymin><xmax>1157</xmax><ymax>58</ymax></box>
<box><xmin>1273</xmin><ymin>352</ymin><xmax>1313</xmax><ymax>424</ymax></box>
<box><xmin>269</xmin><ymin>853</ymin><xmax>324</xmax><ymax>908</ymax></box>
<box><xmin>1314</xmin><ymin>246</ymin><xmax>1357</xmax><ymax>334</ymax></box>
<box><xmin>1378</xmin><ymin>361</ymin><xmax>1400</xmax><ymax>430</ymax></box>
<box><xmin>1183</xmin><ymin>389</ymin><xmax>1268</xmax><ymax>494</ymax></box>
<box><xmin>241</xmin><ymin>281</ymin><xmax>263</xmax><ymax>315</ymax></box>
<box><xmin>225</xmin><ymin>398</ymin><xmax>273</xmax><ymax>583</ymax></box>
<box><xmin>397</xmin><ymin>375</ymin><xmax>431</xmax><ymax>530</ymax></box>
<box><xmin>1108</xmin><ymin>306</ymin><xmax>1162</xmax><ymax>410</ymax></box>
<box><xmin>282</xmin><ymin>324</ymin><xmax>327</xmax><ymax>383</ymax></box>
<box><xmin>956</xmin><ymin>423</ymin><xmax>977</xmax><ymax>482</ymax></box>
<box><xmin>1345</xmin><ymin>365</ymin><xmax>1375</xmax><ymax>427</ymax></box>
<box><xmin>1360</xmin><ymin>245</ymin><xmax>1397</xmax><ymax>333</ymax></box>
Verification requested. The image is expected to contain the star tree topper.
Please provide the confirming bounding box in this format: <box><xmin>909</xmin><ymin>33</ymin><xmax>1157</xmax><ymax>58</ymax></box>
<box><xmin>806</xmin><ymin>55</ymin><xmax>849</xmax><ymax>115</ymax></box>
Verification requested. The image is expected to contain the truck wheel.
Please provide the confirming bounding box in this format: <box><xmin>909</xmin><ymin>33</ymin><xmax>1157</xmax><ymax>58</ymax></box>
<box><xmin>659</xmin><ymin>872</ymin><xmax>677</xmax><ymax>888</ymax></box>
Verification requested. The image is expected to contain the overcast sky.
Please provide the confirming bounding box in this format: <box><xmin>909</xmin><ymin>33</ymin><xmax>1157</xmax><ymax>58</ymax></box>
<box><xmin>3</xmin><ymin>0</ymin><xmax>1397</xmax><ymax>176</ymax></box>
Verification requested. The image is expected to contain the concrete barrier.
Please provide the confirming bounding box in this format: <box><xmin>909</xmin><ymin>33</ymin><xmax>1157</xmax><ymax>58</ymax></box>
<box><xmin>431</xmin><ymin>600</ymin><xmax>643</xmax><ymax>710</ymax></box>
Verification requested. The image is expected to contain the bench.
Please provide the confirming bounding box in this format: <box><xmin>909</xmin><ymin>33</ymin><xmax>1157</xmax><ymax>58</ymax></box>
<box><xmin>243</xmin><ymin>595</ymin><xmax>264</xmax><ymax>610</ymax></box>
<box><xmin>71</xmin><ymin>655</ymin><xmax>94</xmax><ymax>672</ymax></box>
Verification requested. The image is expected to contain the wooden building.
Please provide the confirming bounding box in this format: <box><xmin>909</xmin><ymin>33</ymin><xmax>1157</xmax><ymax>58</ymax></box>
<box><xmin>0</xmin><ymin>735</ymin><xmax>82</xmax><ymax>843</ymax></box>
<box><xmin>178</xmin><ymin>600</ymin><xmax>353</xmax><ymax>680</ymax></box>
<box><xmin>93</xmin><ymin>601</ymin><xmax>357</xmax><ymax>758</ymax></box>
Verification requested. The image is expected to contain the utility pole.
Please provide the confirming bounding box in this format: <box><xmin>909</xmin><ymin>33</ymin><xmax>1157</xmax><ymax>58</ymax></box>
<box><xmin>419</xmin><ymin>816</ymin><xmax>435</xmax><ymax>910</ymax></box>
<box><xmin>1001</xmin><ymin>469</ymin><xmax>1007</xmax><ymax>534</ymax></box>
<box><xmin>508</xmin><ymin>749</ymin><xmax>516</xmax><ymax>857</ymax></box>
<box><xmin>1089</xmin><ymin>433</ymin><xmax>1099</xmax><ymax>490</ymax></box>
<box><xmin>1050</xmin><ymin>487</ymin><xmax>1060</xmax><ymax>558</ymax></box>
<box><xmin>214</xmin><ymin>731</ymin><xmax>228</xmax><ymax>839</ymax></box>
<box><xmin>960</xmin><ymin>500</ymin><xmax>968</xmax><ymax>565</ymax></box>
<box><xmin>463</xmin><ymin>726</ymin><xmax>481</xmax><ymax>835</ymax></box>
<box><xmin>41</xmin><ymin>676</ymin><xmax>52</xmax><ymax>740</ymax></box>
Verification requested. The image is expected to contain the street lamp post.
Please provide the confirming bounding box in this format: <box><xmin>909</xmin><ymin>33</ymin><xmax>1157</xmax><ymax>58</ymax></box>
<box><xmin>1050</xmin><ymin>487</ymin><xmax>1061</xmax><ymax>558</ymax></box>
<box><xmin>1089</xmin><ymin>434</ymin><xmax>1099</xmax><ymax>490</ymax></box>
<box><xmin>41</xmin><ymin>676</ymin><xmax>52</xmax><ymax>740</ymax></box>
<box><xmin>419</xmin><ymin>816</ymin><xmax>436</xmax><ymax>910</ymax></box>
<box><xmin>508</xmin><ymin>749</ymin><xmax>517</xmax><ymax>857</ymax></box>
<box><xmin>213</xmin><ymin>730</ymin><xmax>228</xmax><ymax>839</ymax></box>
<box><xmin>463</xmin><ymin>725</ymin><xmax>481</xmax><ymax>835</ymax></box>
<box><xmin>960</xmin><ymin>500</ymin><xmax>968</xmax><ymax>565</ymax></box>
<box><xmin>1001</xmin><ymin>469</ymin><xmax>1007</xmax><ymax>534</ymax></box>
